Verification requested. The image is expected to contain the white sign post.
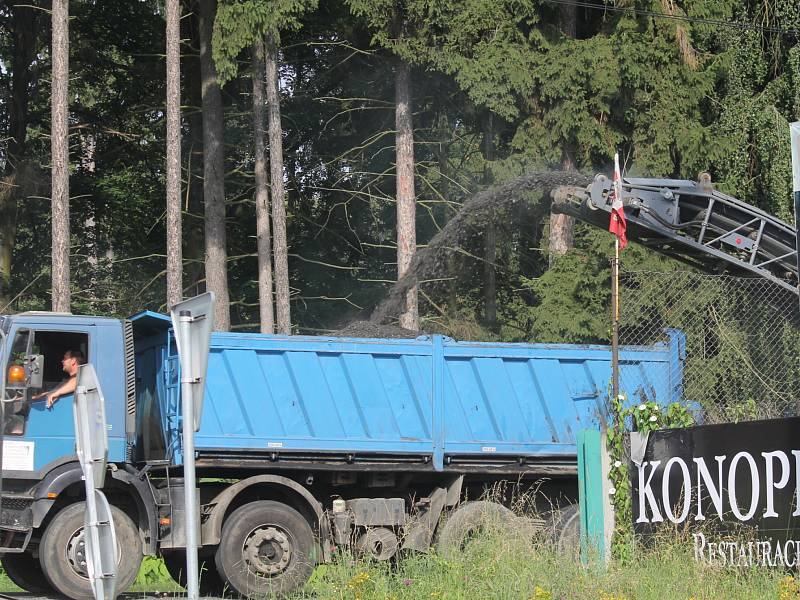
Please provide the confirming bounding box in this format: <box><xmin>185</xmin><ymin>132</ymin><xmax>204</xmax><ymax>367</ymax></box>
<box><xmin>74</xmin><ymin>364</ymin><xmax>117</xmax><ymax>600</ymax></box>
<box><xmin>169</xmin><ymin>293</ymin><xmax>215</xmax><ymax>600</ymax></box>
<box><xmin>791</xmin><ymin>122</ymin><xmax>800</xmax><ymax>309</ymax></box>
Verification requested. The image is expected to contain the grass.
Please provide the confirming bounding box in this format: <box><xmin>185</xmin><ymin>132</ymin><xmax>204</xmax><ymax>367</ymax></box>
<box><xmin>0</xmin><ymin>571</ymin><xmax>19</xmax><ymax>593</ymax></box>
<box><xmin>0</xmin><ymin>528</ymin><xmax>792</xmax><ymax>599</ymax></box>
<box><xmin>288</xmin><ymin>530</ymin><xmax>787</xmax><ymax>600</ymax></box>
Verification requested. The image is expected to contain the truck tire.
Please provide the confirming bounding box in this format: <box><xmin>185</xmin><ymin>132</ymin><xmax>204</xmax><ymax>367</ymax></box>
<box><xmin>214</xmin><ymin>500</ymin><xmax>315</xmax><ymax>598</ymax></box>
<box><xmin>163</xmin><ymin>551</ymin><xmax>227</xmax><ymax>596</ymax></box>
<box><xmin>436</xmin><ymin>501</ymin><xmax>515</xmax><ymax>558</ymax></box>
<box><xmin>39</xmin><ymin>502</ymin><xmax>142</xmax><ymax>599</ymax></box>
<box><xmin>549</xmin><ymin>503</ymin><xmax>580</xmax><ymax>557</ymax></box>
<box><xmin>1</xmin><ymin>552</ymin><xmax>55</xmax><ymax>596</ymax></box>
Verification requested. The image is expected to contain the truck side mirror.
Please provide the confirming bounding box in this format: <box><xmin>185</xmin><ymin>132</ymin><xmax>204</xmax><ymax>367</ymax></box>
<box><xmin>26</xmin><ymin>354</ymin><xmax>44</xmax><ymax>389</ymax></box>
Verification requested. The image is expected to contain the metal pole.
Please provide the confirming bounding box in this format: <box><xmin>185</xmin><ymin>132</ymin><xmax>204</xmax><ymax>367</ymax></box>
<box><xmin>611</xmin><ymin>238</ymin><xmax>620</xmax><ymax>427</ymax></box>
<box><xmin>179</xmin><ymin>309</ymin><xmax>199</xmax><ymax>600</ymax></box>
<box><xmin>795</xmin><ymin>190</ymin><xmax>800</xmax><ymax>306</ymax></box>
<box><xmin>790</xmin><ymin>122</ymin><xmax>800</xmax><ymax>312</ymax></box>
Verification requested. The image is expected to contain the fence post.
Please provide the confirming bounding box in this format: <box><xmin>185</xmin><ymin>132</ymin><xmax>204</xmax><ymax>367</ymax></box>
<box><xmin>577</xmin><ymin>429</ymin><xmax>614</xmax><ymax>565</ymax></box>
<box><xmin>790</xmin><ymin>121</ymin><xmax>800</xmax><ymax>311</ymax></box>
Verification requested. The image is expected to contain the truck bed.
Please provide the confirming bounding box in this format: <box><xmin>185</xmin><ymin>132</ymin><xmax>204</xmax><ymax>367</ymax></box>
<box><xmin>132</xmin><ymin>314</ymin><xmax>682</xmax><ymax>473</ymax></box>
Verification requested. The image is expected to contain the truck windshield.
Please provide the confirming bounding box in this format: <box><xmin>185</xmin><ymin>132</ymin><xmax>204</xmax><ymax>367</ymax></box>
<box><xmin>0</xmin><ymin>316</ymin><xmax>9</xmax><ymax>368</ymax></box>
<box><xmin>3</xmin><ymin>330</ymin><xmax>30</xmax><ymax>436</ymax></box>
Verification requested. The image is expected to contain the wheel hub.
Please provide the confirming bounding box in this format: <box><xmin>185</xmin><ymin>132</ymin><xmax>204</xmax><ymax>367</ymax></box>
<box><xmin>243</xmin><ymin>527</ymin><xmax>292</xmax><ymax>576</ymax></box>
<box><xmin>66</xmin><ymin>529</ymin><xmax>89</xmax><ymax>578</ymax></box>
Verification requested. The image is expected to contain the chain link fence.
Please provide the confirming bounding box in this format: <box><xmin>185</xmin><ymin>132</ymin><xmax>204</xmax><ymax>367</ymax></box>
<box><xmin>617</xmin><ymin>270</ymin><xmax>800</xmax><ymax>425</ymax></box>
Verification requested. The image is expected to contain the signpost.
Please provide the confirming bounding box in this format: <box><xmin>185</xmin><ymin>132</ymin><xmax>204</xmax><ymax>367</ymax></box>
<box><xmin>74</xmin><ymin>364</ymin><xmax>117</xmax><ymax>600</ymax></box>
<box><xmin>169</xmin><ymin>293</ymin><xmax>215</xmax><ymax>600</ymax></box>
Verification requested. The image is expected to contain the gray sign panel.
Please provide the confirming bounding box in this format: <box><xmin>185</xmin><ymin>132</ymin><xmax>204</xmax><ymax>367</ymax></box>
<box><xmin>170</xmin><ymin>292</ymin><xmax>215</xmax><ymax>431</ymax></box>
<box><xmin>74</xmin><ymin>364</ymin><xmax>108</xmax><ymax>488</ymax></box>
<box><xmin>74</xmin><ymin>364</ymin><xmax>117</xmax><ymax>600</ymax></box>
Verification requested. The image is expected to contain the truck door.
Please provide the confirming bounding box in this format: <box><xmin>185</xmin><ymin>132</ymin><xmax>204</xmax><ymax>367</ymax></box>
<box><xmin>2</xmin><ymin>328</ymin><xmax>36</xmax><ymax>469</ymax></box>
<box><xmin>2</xmin><ymin>326</ymin><xmax>90</xmax><ymax>474</ymax></box>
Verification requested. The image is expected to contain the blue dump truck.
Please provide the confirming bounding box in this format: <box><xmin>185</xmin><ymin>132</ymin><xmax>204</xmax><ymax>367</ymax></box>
<box><xmin>0</xmin><ymin>311</ymin><xmax>684</xmax><ymax>598</ymax></box>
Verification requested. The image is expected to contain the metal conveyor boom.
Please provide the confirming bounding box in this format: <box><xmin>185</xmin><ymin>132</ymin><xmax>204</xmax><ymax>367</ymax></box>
<box><xmin>552</xmin><ymin>174</ymin><xmax>799</xmax><ymax>295</ymax></box>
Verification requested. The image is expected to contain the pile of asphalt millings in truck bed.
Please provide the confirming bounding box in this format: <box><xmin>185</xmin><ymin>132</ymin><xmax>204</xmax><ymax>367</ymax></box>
<box><xmin>368</xmin><ymin>170</ymin><xmax>590</xmax><ymax>326</ymax></box>
<box><xmin>335</xmin><ymin>320</ymin><xmax>420</xmax><ymax>339</ymax></box>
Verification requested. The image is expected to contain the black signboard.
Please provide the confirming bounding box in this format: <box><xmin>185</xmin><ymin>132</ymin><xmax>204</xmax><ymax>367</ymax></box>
<box><xmin>631</xmin><ymin>416</ymin><xmax>800</xmax><ymax>568</ymax></box>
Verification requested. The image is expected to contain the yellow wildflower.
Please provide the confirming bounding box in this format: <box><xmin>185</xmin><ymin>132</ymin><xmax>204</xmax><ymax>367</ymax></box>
<box><xmin>599</xmin><ymin>593</ymin><xmax>630</xmax><ymax>600</ymax></box>
<box><xmin>530</xmin><ymin>586</ymin><xmax>553</xmax><ymax>600</ymax></box>
<box><xmin>346</xmin><ymin>571</ymin><xmax>371</xmax><ymax>590</ymax></box>
<box><xmin>780</xmin><ymin>575</ymin><xmax>800</xmax><ymax>599</ymax></box>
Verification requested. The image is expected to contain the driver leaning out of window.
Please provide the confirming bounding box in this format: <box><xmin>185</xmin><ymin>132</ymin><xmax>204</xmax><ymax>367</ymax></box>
<box><xmin>32</xmin><ymin>349</ymin><xmax>86</xmax><ymax>409</ymax></box>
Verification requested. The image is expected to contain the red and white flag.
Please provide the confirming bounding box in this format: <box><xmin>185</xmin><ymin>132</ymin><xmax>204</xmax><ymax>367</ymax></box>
<box><xmin>609</xmin><ymin>152</ymin><xmax>627</xmax><ymax>250</ymax></box>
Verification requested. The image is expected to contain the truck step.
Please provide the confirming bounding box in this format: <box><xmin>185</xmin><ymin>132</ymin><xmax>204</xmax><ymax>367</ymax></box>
<box><xmin>1</xmin><ymin>494</ymin><xmax>34</xmax><ymax>510</ymax></box>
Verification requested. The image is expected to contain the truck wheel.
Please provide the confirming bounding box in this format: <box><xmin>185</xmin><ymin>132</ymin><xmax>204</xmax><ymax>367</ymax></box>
<box><xmin>436</xmin><ymin>500</ymin><xmax>515</xmax><ymax>558</ymax></box>
<box><xmin>163</xmin><ymin>551</ymin><xmax>227</xmax><ymax>596</ymax></box>
<box><xmin>39</xmin><ymin>502</ymin><xmax>142</xmax><ymax>599</ymax></box>
<box><xmin>215</xmin><ymin>500</ymin><xmax>315</xmax><ymax>598</ymax></box>
<box><xmin>1</xmin><ymin>552</ymin><xmax>55</xmax><ymax>596</ymax></box>
<box><xmin>549</xmin><ymin>503</ymin><xmax>580</xmax><ymax>557</ymax></box>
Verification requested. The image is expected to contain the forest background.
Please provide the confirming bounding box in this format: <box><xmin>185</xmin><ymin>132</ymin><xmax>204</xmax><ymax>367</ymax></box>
<box><xmin>1</xmin><ymin>0</ymin><xmax>799</xmax><ymax>343</ymax></box>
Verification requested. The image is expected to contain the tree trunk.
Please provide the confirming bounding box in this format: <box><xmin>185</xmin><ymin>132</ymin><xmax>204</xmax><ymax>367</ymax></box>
<box><xmin>549</xmin><ymin>152</ymin><xmax>576</xmax><ymax>263</ymax></box>
<box><xmin>437</xmin><ymin>114</ymin><xmax>458</xmax><ymax>311</ymax></box>
<box><xmin>482</xmin><ymin>113</ymin><xmax>496</xmax><ymax>329</ymax></box>
<box><xmin>183</xmin><ymin>5</ymin><xmax>205</xmax><ymax>298</ymax></box>
<box><xmin>395</xmin><ymin>58</ymin><xmax>418</xmax><ymax>330</ymax></box>
<box><xmin>1</xmin><ymin>2</ymin><xmax>39</xmax><ymax>308</ymax></box>
<box><xmin>51</xmin><ymin>0</ymin><xmax>70</xmax><ymax>313</ymax></box>
<box><xmin>165</xmin><ymin>0</ymin><xmax>183</xmax><ymax>308</ymax></box>
<box><xmin>252</xmin><ymin>40</ymin><xmax>275</xmax><ymax>334</ymax></box>
<box><xmin>548</xmin><ymin>4</ymin><xmax>577</xmax><ymax>265</ymax></box>
<box><xmin>198</xmin><ymin>0</ymin><xmax>230</xmax><ymax>331</ymax></box>
<box><xmin>559</xmin><ymin>1</ymin><xmax>577</xmax><ymax>37</ymax></box>
<box><xmin>7</xmin><ymin>3</ymin><xmax>38</xmax><ymax>171</ymax></box>
<box><xmin>265</xmin><ymin>35</ymin><xmax>291</xmax><ymax>334</ymax></box>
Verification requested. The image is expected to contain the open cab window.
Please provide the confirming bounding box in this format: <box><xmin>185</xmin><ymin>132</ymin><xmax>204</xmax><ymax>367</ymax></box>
<box><xmin>3</xmin><ymin>330</ymin><xmax>88</xmax><ymax>436</ymax></box>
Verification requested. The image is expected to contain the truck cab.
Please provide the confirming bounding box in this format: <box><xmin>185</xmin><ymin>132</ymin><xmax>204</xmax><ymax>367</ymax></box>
<box><xmin>1</xmin><ymin>313</ymin><xmax>130</xmax><ymax>476</ymax></box>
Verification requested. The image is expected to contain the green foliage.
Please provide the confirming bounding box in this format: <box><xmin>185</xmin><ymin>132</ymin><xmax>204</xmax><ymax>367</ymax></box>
<box><xmin>503</xmin><ymin>223</ymin><xmax>676</xmax><ymax>344</ymax></box>
<box><xmin>132</xmin><ymin>556</ymin><xmax>175</xmax><ymax>591</ymax></box>
<box><xmin>213</xmin><ymin>0</ymin><xmax>318</xmax><ymax>83</ymax></box>
<box><xmin>424</xmin><ymin>1</ymin><xmax>539</xmax><ymax>120</ymax></box>
<box><xmin>606</xmin><ymin>398</ymin><xmax>695</xmax><ymax>562</ymax></box>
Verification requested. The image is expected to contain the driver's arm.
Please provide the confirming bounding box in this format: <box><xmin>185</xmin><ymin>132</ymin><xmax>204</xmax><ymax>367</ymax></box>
<box><xmin>33</xmin><ymin>376</ymin><xmax>77</xmax><ymax>408</ymax></box>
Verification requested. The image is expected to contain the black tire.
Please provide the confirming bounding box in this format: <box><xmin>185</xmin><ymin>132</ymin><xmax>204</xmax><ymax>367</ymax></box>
<box><xmin>436</xmin><ymin>500</ymin><xmax>515</xmax><ymax>558</ymax></box>
<box><xmin>548</xmin><ymin>503</ymin><xmax>580</xmax><ymax>557</ymax></box>
<box><xmin>163</xmin><ymin>551</ymin><xmax>228</xmax><ymax>596</ymax></box>
<box><xmin>1</xmin><ymin>552</ymin><xmax>55</xmax><ymax>595</ymax></box>
<box><xmin>39</xmin><ymin>502</ymin><xmax>143</xmax><ymax>599</ymax></box>
<box><xmin>214</xmin><ymin>500</ymin><xmax>315</xmax><ymax>598</ymax></box>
